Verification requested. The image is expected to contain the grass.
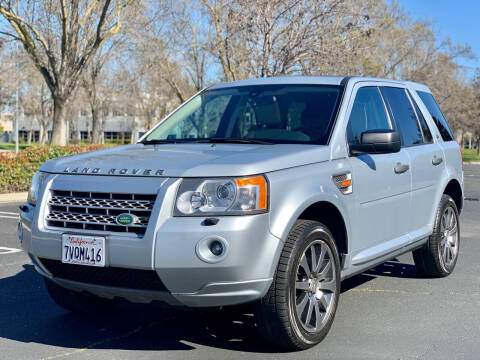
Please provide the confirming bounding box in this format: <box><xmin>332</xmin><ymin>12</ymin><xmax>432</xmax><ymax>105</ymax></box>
<box><xmin>0</xmin><ymin>143</ymin><xmax>32</xmax><ymax>150</ymax></box>
<box><xmin>463</xmin><ymin>148</ymin><xmax>480</xmax><ymax>162</ymax></box>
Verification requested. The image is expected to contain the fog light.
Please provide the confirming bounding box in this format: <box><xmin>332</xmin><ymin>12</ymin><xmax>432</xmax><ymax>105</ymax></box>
<box><xmin>209</xmin><ymin>240</ymin><xmax>224</xmax><ymax>256</ymax></box>
<box><xmin>196</xmin><ymin>236</ymin><xmax>228</xmax><ymax>263</ymax></box>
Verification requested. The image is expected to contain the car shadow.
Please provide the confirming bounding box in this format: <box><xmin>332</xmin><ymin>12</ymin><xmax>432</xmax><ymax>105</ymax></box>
<box><xmin>365</xmin><ymin>258</ymin><xmax>424</xmax><ymax>279</ymax></box>
<box><xmin>0</xmin><ymin>260</ymin><xmax>422</xmax><ymax>354</ymax></box>
<box><xmin>0</xmin><ymin>264</ymin><xmax>282</xmax><ymax>353</ymax></box>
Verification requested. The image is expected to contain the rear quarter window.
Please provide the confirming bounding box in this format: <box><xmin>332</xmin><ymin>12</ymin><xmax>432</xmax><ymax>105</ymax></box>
<box><xmin>417</xmin><ymin>91</ymin><xmax>454</xmax><ymax>141</ymax></box>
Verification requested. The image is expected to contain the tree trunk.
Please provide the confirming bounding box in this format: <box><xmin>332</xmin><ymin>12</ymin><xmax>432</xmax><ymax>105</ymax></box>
<box><xmin>50</xmin><ymin>97</ymin><xmax>68</xmax><ymax>145</ymax></box>
<box><xmin>39</xmin><ymin>121</ymin><xmax>48</xmax><ymax>145</ymax></box>
<box><xmin>91</xmin><ymin>107</ymin><xmax>100</xmax><ymax>144</ymax></box>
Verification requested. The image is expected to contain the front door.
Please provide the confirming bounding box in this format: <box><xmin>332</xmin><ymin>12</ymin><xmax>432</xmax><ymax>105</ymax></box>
<box><xmin>346</xmin><ymin>85</ymin><xmax>412</xmax><ymax>265</ymax></box>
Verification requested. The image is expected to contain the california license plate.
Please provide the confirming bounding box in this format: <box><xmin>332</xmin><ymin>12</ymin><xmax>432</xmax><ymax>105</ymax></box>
<box><xmin>62</xmin><ymin>234</ymin><xmax>106</xmax><ymax>267</ymax></box>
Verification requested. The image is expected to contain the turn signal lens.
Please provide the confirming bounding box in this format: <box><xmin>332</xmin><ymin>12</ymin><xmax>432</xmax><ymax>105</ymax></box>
<box><xmin>235</xmin><ymin>176</ymin><xmax>268</xmax><ymax>211</ymax></box>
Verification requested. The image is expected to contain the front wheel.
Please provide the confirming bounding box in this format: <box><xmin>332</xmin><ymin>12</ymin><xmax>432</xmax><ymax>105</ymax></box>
<box><xmin>255</xmin><ymin>220</ymin><xmax>341</xmax><ymax>350</ymax></box>
<box><xmin>413</xmin><ymin>194</ymin><xmax>460</xmax><ymax>277</ymax></box>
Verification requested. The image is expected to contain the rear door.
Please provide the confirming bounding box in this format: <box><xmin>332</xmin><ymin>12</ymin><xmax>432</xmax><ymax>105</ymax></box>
<box><xmin>380</xmin><ymin>86</ymin><xmax>445</xmax><ymax>240</ymax></box>
<box><xmin>416</xmin><ymin>90</ymin><xmax>463</xmax><ymax>194</ymax></box>
<box><xmin>346</xmin><ymin>84</ymin><xmax>412</xmax><ymax>265</ymax></box>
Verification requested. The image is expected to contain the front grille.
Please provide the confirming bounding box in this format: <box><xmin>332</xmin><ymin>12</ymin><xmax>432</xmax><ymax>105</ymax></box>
<box><xmin>39</xmin><ymin>258</ymin><xmax>168</xmax><ymax>291</ymax></box>
<box><xmin>46</xmin><ymin>190</ymin><xmax>156</xmax><ymax>236</ymax></box>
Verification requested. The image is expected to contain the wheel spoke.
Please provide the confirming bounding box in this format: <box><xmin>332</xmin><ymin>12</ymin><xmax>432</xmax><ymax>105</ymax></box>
<box><xmin>296</xmin><ymin>281</ymin><xmax>310</xmax><ymax>291</ymax></box>
<box><xmin>296</xmin><ymin>293</ymin><xmax>309</xmax><ymax>317</ymax></box>
<box><xmin>315</xmin><ymin>244</ymin><xmax>326</xmax><ymax>273</ymax></box>
<box><xmin>443</xmin><ymin>243</ymin><xmax>449</xmax><ymax>263</ymax></box>
<box><xmin>319</xmin><ymin>259</ymin><xmax>332</xmax><ymax>279</ymax></box>
<box><xmin>319</xmin><ymin>279</ymin><xmax>336</xmax><ymax>292</ymax></box>
<box><xmin>440</xmin><ymin>237</ymin><xmax>447</xmax><ymax>247</ymax></box>
<box><xmin>441</xmin><ymin>213</ymin><xmax>447</xmax><ymax>232</ymax></box>
<box><xmin>448</xmin><ymin>208</ymin><xmax>455</xmax><ymax>229</ymax></box>
<box><xmin>314</xmin><ymin>300</ymin><xmax>322</xmax><ymax>330</ymax></box>
<box><xmin>319</xmin><ymin>294</ymin><xmax>329</xmax><ymax>311</ymax></box>
<box><xmin>300</xmin><ymin>254</ymin><xmax>311</xmax><ymax>278</ymax></box>
<box><xmin>447</xmin><ymin>246</ymin><xmax>453</xmax><ymax>263</ymax></box>
<box><xmin>305</xmin><ymin>298</ymin><xmax>314</xmax><ymax>326</ymax></box>
<box><xmin>448</xmin><ymin>221</ymin><xmax>457</xmax><ymax>236</ymax></box>
<box><xmin>310</xmin><ymin>246</ymin><xmax>317</xmax><ymax>276</ymax></box>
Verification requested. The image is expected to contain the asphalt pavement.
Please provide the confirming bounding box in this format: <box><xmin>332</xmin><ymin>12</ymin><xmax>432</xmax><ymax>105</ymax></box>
<box><xmin>0</xmin><ymin>165</ymin><xmax>479</xmax><ymax>360</ymax></box>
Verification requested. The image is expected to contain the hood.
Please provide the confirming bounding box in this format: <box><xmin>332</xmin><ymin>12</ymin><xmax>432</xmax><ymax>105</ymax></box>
<box><xmin>40</xmin><ymin>143</ymin><xmax>331</xmax><ymax>177</ymax></box>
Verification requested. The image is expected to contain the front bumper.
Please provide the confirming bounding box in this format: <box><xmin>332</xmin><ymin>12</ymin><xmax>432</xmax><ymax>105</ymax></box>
<box><xmin>20</xmin><ymin>175</ymin><xmax>283</xmax><ymax>307</ymax></box>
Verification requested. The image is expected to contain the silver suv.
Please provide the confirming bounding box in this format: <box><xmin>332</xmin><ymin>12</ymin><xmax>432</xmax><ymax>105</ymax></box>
<box><xmin>19</xmin><ymin>76</ymin><xmax>463</xmax><ymax>350</ymax></box>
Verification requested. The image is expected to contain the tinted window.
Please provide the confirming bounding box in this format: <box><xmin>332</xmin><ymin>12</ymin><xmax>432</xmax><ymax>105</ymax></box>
<box><xmin>347</xmin><ymin>87</ymin><xmax>391</xmax><ymax>145</ymax></box>
<box><xmin>409</xmin><ymin>92</ymin><xmax>433</xmax><ymax>143</ymax></box>
<box><xmin>417</xmin><ymin>91</ymin><xmax>454</xmax><ymax>141</ymax></box>
<box><xmin>144</xmin><ymin>85</ymin><xmax>343</xmax><ymax>145</ymax></box>
<box><xmin>380</xmin><ymin>87</ymin><xmax>423</xmax><ymax>147</ymax></box>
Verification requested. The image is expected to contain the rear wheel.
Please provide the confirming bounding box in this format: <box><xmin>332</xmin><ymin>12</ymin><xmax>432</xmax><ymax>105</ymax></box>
<box><xmin>255</xmin><ymin>220</ymin><xmax>340</xmax><ymax>350</ymax></box>
<box><xmin>413</xmin><ymin>194</ymin><xmax>460</xmax><ymax>277</ymax></box>
<box><xmin>44</xmin><ymin>278</ymin><xmax>115</xmax><ymax>313</ymax></box>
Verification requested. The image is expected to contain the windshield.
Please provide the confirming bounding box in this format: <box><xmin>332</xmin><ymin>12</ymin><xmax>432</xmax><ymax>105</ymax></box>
<box><xmin>143</xmin><ymin>84</ymin><xmax>343</xmax><ymax>145</ymax></box>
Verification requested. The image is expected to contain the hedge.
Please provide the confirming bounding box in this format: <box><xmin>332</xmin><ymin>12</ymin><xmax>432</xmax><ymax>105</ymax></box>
<box><xmin>0</xmin><ymin>145</ymin><xmax>107</xmax><ymax>194</ymax></box>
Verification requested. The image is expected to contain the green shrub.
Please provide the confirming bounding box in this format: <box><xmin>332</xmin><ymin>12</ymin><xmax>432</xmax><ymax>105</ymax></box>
<box><xmin>0</xmin><ymin>144</ymin><xmax>107</xmax><ymax>193</ymax></box>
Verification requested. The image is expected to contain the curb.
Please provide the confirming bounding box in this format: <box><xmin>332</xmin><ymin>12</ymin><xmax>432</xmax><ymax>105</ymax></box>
<box><xmin>465</xmin><ymin>161</ymin><xmax>480</xmax><ymax>165</ymax></box>
<box><xmin>0</xmin><ymin>192</ymin><xmax>27</xmax><ymax>203</ymax></box>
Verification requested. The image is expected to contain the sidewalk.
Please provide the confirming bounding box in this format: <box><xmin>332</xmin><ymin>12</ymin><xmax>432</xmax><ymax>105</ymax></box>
<box><xmin>0</xmin><ymin>192</ymin><xmax>27</xmax><ymax>203</ymax></box>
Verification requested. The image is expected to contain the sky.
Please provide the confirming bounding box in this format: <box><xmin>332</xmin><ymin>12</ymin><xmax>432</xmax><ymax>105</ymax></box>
<box><xmin>397</xmin><ymin>0</ymin><xmax>479</xmax><ymax>76</ymax></box>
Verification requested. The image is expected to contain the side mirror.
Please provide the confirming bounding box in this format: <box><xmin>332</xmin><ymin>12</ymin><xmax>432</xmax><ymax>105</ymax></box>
<box><xmin>349</xmin><ymin>130</ymin><xmax>401</xmax><ymax>155</ymax></box>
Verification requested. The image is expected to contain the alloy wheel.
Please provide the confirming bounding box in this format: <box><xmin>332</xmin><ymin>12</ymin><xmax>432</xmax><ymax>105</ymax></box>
<box><xmin>294</xmin><ymin>239</ymin><xmax>337</xmax><ymax>333</ymax></box>
<box><xmin>439</xmin><ymin>206</ymin><xmax>459</xmax><ymax>268</ymax></box>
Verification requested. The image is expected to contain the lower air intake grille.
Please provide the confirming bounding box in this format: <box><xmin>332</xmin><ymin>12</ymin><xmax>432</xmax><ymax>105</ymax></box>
<box><xmin>39</xmin><ymin>258</ymin><xmax>168</xmax><ymax>291</ymax></box>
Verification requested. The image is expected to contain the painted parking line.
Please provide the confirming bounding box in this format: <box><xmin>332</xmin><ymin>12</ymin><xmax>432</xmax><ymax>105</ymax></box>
<box><xmin>0</xmin><ymin>216</ymin><xmax>19</xmax><ymax>220</ymax></box>
<box><xmin>0</xmin><ymin>247</ymin><xmax>22</xmax><ymax>254</ymax></box>
<box><xmin>0</xmin><ymin>211</ymin><xmax>19</xmax><ymax>220</ymax></box>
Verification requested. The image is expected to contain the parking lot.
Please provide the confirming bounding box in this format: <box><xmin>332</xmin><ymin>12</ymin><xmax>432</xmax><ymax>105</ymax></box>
<box><xmin>0</xmin><ymin>164</ymin><xmax>479</xmax><ymax>360</ymax></box>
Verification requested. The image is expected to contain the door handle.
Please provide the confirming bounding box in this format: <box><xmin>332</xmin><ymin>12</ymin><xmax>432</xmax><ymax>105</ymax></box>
<box><xmin>394</xmin><ymin>163</ymin><xmax>409</xmax><ymax>174</ymax></box>
<box><xmin>432</xmin><ymin>156</ymin><xmax>443</xmax><ymax>166</ymax></box>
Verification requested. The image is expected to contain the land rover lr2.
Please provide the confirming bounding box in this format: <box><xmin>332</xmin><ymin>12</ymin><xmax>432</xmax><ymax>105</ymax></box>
<box><xmin>19</xmin><ymin>76</ymin><xmax>463</xmax><ymax>350</ymax></box>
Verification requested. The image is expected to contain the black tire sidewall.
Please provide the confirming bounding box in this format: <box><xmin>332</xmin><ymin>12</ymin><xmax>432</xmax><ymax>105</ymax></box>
<box><xmin>287</xmin><ymin>224</ymin><xmax>341</xmax><ymax>346</ymax></box>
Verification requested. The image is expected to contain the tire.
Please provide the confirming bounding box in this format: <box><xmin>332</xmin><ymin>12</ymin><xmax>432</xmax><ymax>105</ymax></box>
<box><xmin>255</xmin><ymin>220</ymin><xmax>341</xmax><ymax>350</ymax></box>
<box><xmin>44</xmin><ymin>278</ymin><xmax>115</xmax><ymax>313</ymax></box>
<box><xmin>413</xmin><ymin>194</ymin><xmax>460</xmax><ymax>277</ymax></box>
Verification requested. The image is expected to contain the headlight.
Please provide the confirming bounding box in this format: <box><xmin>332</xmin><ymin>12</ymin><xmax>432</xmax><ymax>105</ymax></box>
<box><xmin>27</xmin><ymin>171</ymin><xmax>48</xmax><ymax>205</ymax></box>
<box><xmin>175</xmin><ymin>175</ymin><xmax>268</xmax><ymax>216</ymax></box>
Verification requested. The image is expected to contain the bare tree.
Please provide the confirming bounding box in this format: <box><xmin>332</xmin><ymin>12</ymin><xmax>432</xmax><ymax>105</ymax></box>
<box><xmin>0</xmin><ymin>0</ymin><xmax>134</xmax><ymax>144</ymax></box>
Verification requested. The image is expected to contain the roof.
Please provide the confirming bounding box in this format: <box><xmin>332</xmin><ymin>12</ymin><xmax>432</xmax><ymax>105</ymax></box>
<box><xmin>208</xmin><ymin>75</ymin><xmax>431</xmax><ymax>92</ymax></box>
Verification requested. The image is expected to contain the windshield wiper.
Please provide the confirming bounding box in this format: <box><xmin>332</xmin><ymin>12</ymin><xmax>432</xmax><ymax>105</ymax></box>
<box><xmin>141</xmin><ymin>139</ymin><xmax>195</xmax><ymax>145</ymax></box>
<box><xmin>142</xmin><ymin>138</ymin><xmax>274</xmax><ymax>145</ymax></box>
<box><xmin>193</xmin><ymin>138</ymin><xmax>274</xmax><ymax>145</ymax></box>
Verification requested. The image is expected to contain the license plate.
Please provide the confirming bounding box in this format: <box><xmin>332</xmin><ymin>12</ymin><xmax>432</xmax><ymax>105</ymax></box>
<box><xmin>62</xmin><ymin>234</ymin><xmax>106</xmax><ymax>267</ymax></box>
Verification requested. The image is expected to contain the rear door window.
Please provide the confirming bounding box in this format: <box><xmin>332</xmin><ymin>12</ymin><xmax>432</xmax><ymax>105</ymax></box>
<box><xmin>417</xmin><ymin>91</ymin><xmax>454</xmax><ymax>141</ymax></box>
<box><xmin>409</xmin><ymin>92</ymin><xmax>433</xmax><ymax>143</ymax></box>
<box><xmin>347</xmin><ymin>86</ymin><xmax>392</xmax><ymax>146</ymax></box>
<box><xmin>380</xmin><ymin>87</ymin><xmax>424</xmax><ymax>147</ymax></box>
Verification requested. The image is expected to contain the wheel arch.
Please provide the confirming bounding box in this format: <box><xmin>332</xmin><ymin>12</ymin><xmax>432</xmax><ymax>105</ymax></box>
<box><xmin>443</xmin><ymin>178</ymin><xmax>463</xmax><ymax>214</ymax></box>
<box><xmin>296</xmin><ymin>201</ymin><xmax>349</xmax><ymax>257</ymax></box>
